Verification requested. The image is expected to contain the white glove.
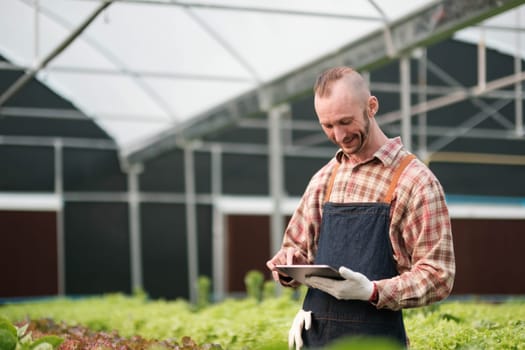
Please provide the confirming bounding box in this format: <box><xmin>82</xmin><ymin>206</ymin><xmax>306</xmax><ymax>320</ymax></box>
<box><xmin>305</xmin><ymin>266</ymin><xmax>374</xmax><ymax>301</ymax></box>
<box><xmin>288</xmin><ymin>309</ymin><xmax>311</xmax><ymax>350</ymax></box>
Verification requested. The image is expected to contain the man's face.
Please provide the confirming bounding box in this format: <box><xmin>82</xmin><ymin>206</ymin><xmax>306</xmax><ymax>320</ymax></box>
<box><xmin>315</xmin><ymin>83</ymin><xmax>371</xmax><ymax>156</ymax></box>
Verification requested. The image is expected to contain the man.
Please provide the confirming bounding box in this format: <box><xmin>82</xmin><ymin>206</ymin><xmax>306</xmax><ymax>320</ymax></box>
<box><xmin>266</xmin><ymin>66</ymin><xmax>455</xmax><ymax>349</ymax></box>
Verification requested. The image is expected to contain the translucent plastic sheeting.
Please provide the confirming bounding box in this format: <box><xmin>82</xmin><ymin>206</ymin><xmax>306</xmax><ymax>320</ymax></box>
<box><xmin>0</xmin><ymin>0</ymin><xmax>458</xmax><ymax>150</ymax></box>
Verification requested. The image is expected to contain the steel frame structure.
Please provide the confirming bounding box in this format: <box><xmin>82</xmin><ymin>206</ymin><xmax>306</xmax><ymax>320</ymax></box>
<box><xmin>2</xmin><ymin>0</ymin><xmax>525</xmax><ymax>301</ymax></box>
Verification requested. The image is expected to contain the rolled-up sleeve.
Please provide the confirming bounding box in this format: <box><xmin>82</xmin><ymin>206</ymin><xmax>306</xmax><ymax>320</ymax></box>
<box><xmin>375</xmin><ymin>169</ymin><xmax>455</xmax><ymax>310</ymax></box>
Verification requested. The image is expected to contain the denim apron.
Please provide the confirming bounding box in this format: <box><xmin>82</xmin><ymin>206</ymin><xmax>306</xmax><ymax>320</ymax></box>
<box><xmin>302</xmin><ymin>154</ymin><xmax>415</xmax><ymax>348</ymax></box>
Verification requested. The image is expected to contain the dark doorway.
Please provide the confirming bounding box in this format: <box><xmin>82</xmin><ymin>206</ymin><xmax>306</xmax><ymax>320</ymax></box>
<box><xmin>226</xmin><ymin>215</ymin><xmax>272</xmax><ymax>293</ymax></box>
<box><xmin>451</xmin><ymin>218</ymin><xmax>525</xmax><ymax>295</ymax></box>
<box><xmin>0</xmin><ymin>210</ymin><xmax>58</xmax><ymax>298</ymax></box>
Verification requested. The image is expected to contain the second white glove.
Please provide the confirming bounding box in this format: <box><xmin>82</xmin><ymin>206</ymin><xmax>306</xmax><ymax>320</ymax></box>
<box><xmin>305</xmin><ymin>266</ymin><xmax>374</xmax><ymax>301</ymax></box>
<box><xmin>288</xmin><ymin>309</ymin><xmax>312</xmax><ymax>350</ymax></box>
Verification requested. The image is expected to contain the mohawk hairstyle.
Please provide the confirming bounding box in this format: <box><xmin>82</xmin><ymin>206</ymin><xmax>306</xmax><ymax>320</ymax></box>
<box><xmin>313</xmin><ymin>66</ymin><xmax>355</xmax><ymax>97</ymax></box>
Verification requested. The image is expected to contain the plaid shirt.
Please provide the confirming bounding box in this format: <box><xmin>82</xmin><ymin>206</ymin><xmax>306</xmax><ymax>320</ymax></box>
<box><xmin>282</xmin><ymin>137</ymin><xmax>455</xmax><ymax>310</ymax></box>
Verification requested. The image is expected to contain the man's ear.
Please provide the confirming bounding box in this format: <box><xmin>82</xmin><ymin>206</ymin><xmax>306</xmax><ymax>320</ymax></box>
<box><xmin>368</xmin><ymin>96</ymin><xmax>379</xmax><ymax>117</ymax></box>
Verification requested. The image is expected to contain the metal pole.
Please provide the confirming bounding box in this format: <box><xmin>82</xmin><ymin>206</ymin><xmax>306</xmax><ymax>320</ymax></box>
<box><xmin>478</xmin><ymin>26</ymin><xmax>487</xmax><ymax>91</ymax></box>
<box><xmin>417</xmin><ymin>48</ymin><xmax>428</xmax><ymax>160</ymax></box>
<box><xmin>33</xmin><ymin>0</ymin><xmax>40</xmax><ymax>64</ymax></box>
<box><xmin>515</xmin><ymin>10</ymin><xmax>524</xmax><ymax>136</ymax></box>
<box><xmin>0</xmin><ymin>0</ymin><xmax>111</xmax><ymax>107</ymax></box>
<box><xmin>184</xmin><ymin>145</ymin><xmax>198</xmax><ymax>304</ymax></box>
<box><xmin>127</xmin><ymin>163</ymin><xmax>143</xmax><ymax>292</ymax></box>
<box><xmin>400</xmin><ymin>55</ymin><xmax>412</xmax><ymax>151</ymax></box>
<box><xmin>268</xmin><ymin>104</ymin><xmax>289</xmax><ymax>256</ymax></box>
<box><xmin>211</xmin><ymin>144</ymin><xmax>225</xmax><ymax>301</ymax></box>
<box><xmin>54</xmin><ymin>139</ymin><xmax>65</xmax><ymax>295</ymax></box>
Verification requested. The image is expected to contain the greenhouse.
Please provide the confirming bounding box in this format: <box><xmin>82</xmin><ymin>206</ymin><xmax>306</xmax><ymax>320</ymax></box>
<box><xmin>1</xmin><ymin>0</ymin><xmax>525</xmax><ymax>349</ymax></box>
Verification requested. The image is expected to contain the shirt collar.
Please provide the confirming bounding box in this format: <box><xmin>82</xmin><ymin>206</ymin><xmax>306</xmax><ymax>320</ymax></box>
<box><xmin>335</xmin><ymin>137</ymin><xmax>404</xmax><ymax>166</ymax></box>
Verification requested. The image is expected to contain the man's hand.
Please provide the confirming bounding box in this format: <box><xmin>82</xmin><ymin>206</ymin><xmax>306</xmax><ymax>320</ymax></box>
<box><xmin>305</xmin><ymin>266</ymin><xmax>374</xmax><ymax>301</ymax></box>
<box><xmin>266</xmin><ymin>247</ymin><xmax>308</xmax><ymax>282</ymax></box>
<box><xmin>288</xmin><ymin>309</ymin><xmax>311</xmax><ymax>350</ymax></box>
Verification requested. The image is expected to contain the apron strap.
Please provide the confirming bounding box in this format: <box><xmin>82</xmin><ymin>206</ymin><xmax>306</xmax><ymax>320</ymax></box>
<box><xmin>324</xmin><ymin>162</ymin><xmax>340</xmax><ymax>203</ymax></box>
<box><xmin>383</xmin><ymin>154</ymin><xmax>416</xmax><ymax>204</ymax></box>
<box><xmin>323</xmin><ymin>153</ymin><xmax>416</xmax><ymax>204</ymax></box>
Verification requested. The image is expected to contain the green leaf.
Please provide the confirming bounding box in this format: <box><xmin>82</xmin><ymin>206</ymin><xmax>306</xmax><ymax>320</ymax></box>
<box><xmin>19</xmin><ymin>331</ymin><xmax>33</xmax><ymax>345</ymax></box>
<box><xmin>16</xmin><ymin>323</ymin><xmax>29</xmax><ymax>339</ymax></box>
<box><xmin>31</xmin><ymin>344</ymin><xmax>53</xmax><ymax>350</ymax></box>
<box><xmin>0</xmin><ymin>317</ymin><xmax>17</xmax><ymax>338</ymax></box>
<box><xmin>325</xmin><ymin>337</ymin><xmax>404</xmax><ymax>350</ymax></box>
<box><xmin>30</xmin><ymin>335</ymin><xmax>64</xmax><ymax>349</ymax></box>
<box><xmin>0</xmin><ymin>328</ymin><xmax>17</xmax><ymax>350</ymax></box>
<box><xmin>439</xmin><ymin>312</ymin><xmax>462</xmax><ymax>323</ymax></box>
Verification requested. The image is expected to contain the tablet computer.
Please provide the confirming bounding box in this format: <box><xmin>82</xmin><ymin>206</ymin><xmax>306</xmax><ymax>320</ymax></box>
<box><xmin>275</xmin><ymin>264</ymin><xmax>344</xmax><ymax>285</ymax></box>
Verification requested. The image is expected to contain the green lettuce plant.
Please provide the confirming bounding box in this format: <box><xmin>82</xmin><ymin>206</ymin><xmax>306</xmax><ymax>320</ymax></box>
<box><xmin>0</xmin><ymin>317</ymin><xmax>63</xmax><ymax>350</ymax></box>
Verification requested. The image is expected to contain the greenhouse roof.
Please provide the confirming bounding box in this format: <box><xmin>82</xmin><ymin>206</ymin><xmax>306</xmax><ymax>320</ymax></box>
<box><xmin>1</xmin><ymin>0</ymin><xmax>524</xmax><ymax>158</ymax></box>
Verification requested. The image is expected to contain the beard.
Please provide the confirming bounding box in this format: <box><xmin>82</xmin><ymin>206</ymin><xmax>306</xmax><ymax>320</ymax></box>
<box><xmin>340</xmin><ymin>109</ymin><xmax>371</xmax><ymax>155</ymax></box>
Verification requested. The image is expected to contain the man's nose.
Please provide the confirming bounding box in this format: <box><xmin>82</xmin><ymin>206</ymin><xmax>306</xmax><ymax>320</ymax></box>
<box><xmin>334</xmin><ymin>126</ymin><xmax>346</xmax><ymax>142</ymax></box>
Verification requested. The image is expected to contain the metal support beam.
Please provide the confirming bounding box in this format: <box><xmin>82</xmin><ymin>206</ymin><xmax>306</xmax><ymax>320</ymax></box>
<box><xmin>427</xmin><ymin>59</ymin><xmax>513</xmax><ymax>129</ymax></box>
<box><xmin>1</xmin><ymin>106</ymin><xmax>89</xmax><ymax>120</ymax></box>
<box><xmin>127</xmin><ymin>163</ymin><xmax>144</xmax><ymax>293</ymax></box>
<box><xmin>258</xmin><ymin>0</ymin><xmax>525</xmax><ymax>111</ymax></box>
<box><xmin>400</xmin><ymin>55</ymin><xmax>411</xmax><ymax>151</ymax></box>
<box><xmin>211</xmin><ymin>145</ymin><xmax>225</xmax><ymax>301</ymax></box>
<box><xmin>368</xmin><ymin>0</ymin><xmax>396</xmax><ymax>57</ymax></box>
<box><xmin>127</xmin><ymin>0</ymin><xmax>524</xmax><ymax>163</ymax></box>
<box><xmin>369</xmin><ymin>81</ymin><xmax>525</xmax><ymax>99</ymax></box>
<box><xmin>0</xmin><ymin>62</ymin><xmax>253</xmax><ymax>83</ymax></box>
<box><xmin>0</xmin><ymin>135</ymin><xmax>117</xmax><ymax>150</ymax></box>
<box><xmin>0</xmin><ymin>106</ymin><xmax>171</xmax><ymax>123</ymax></box>
<box><xmin>428</xmin><ymin>98</ymin><xmax>512</xmax><ymax>153</ymax></box>
<box><xmin>33</xmin><ymin>0</ymin><xmax>40</xmax><ymax>63</ymax></box>
<box><xmin>383</xmin><ymin>124</ymin><xmax>524</xmax><ymax>141</ymax></box>
<box><xmin>428</xmin><ymin>151</ymin><xmax>525</xmax><ymax>166</ymax></box>
<box><xmin>184</xmin><ymin>145</ymin><xmax>199</xmax><ymax>304</ymax></box>
<box><xmin>268</xmin><ymin>104</ymin><xmax>289</xmax><ymax>256</ymax></box>
<box><xmin>108</xmin><ymin>0</ymin><xmax>382</xmax><ymax>21</ymax></box>
<box><xmin>416</xmin><ymin>48</ymin><xmax>428</xmax><ymax>159</ymax></box>
<box><xmin>0</xmin><ymin>1</ymin><xmax>111</xmax><ymax>108</ymax></box>
<box><xmin>184</xmin><ymin>8</ymin><xmax>261</xmax><ymax>82</ymax></box>
<box><xmin>54</xmin><ymin>139</ymin><xmax>65</xmax><ymax>296</ymax></box>
<box><xmin>18</xmin><ymin>0</ymin><xmax>177</xmax><ymax>122</ymax></box>
<box><xmin>378</xmin><ymin>70</ymin><xmax>525</xmax><ymax>125</ymax></box>
<box><xmin>515</xmin><ymin>10</ymin><xmax>524</xmax><ymax>137</ymax></box>
<box><xmin>478</xmin><ymin>27</ymin><xmax>487</xmax><ymax>90</ymax></box>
